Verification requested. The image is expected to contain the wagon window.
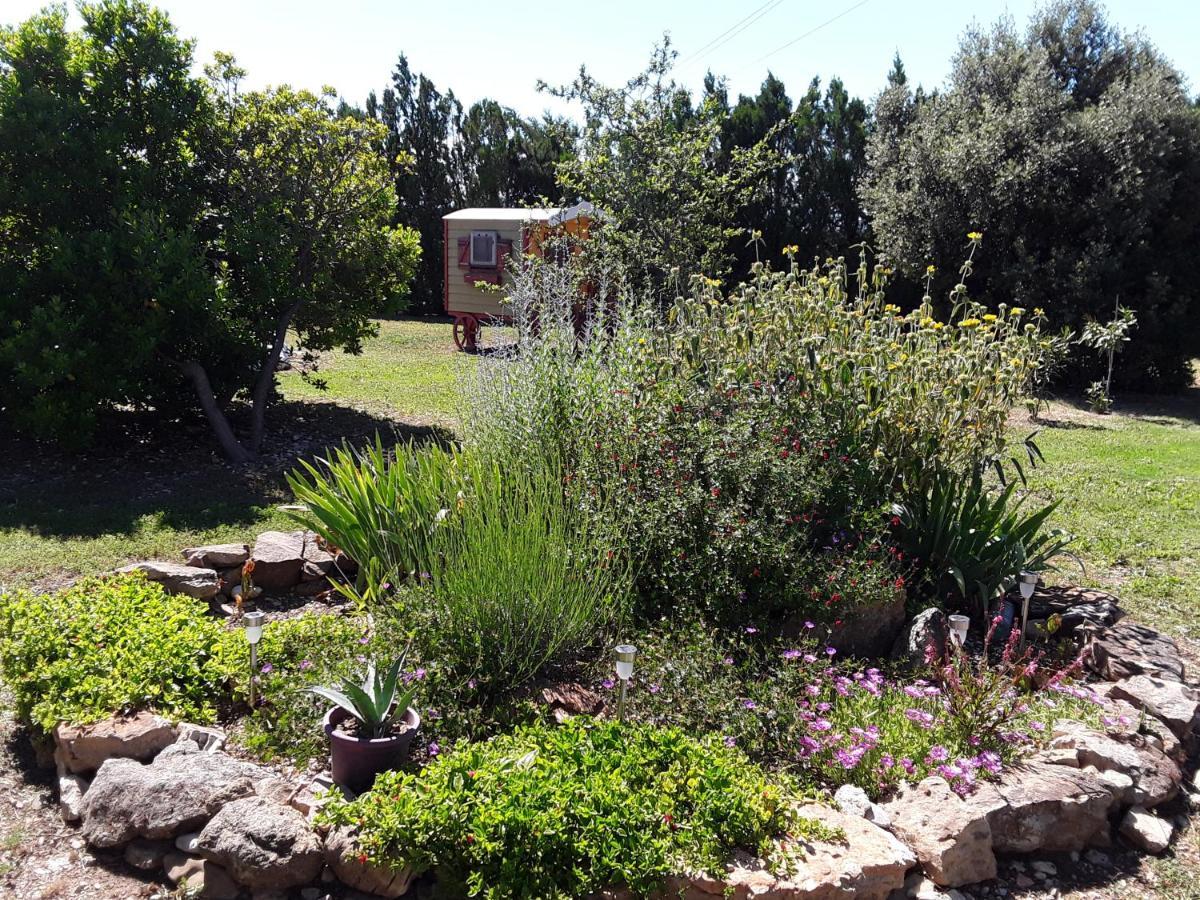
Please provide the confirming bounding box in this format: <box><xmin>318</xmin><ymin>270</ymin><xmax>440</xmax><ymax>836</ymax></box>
<box><xmin>470</xmin><ymin>231</ymin><xmax>498</xmax><ymax>267</ymax></box>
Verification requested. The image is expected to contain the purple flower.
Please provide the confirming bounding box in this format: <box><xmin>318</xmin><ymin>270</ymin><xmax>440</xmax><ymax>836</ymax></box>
<box><xmin>260</xmin><ymin>662</ymin><xmax>273</xmax><ymax>674</ymax></box>
<box><xmin>648</xmin><ymin>683</ymin><xmax>662</xmax><ymax>694</ymax></box>
<box><xmin>975</xmin><ymin>751</ymin><xmax>1002</xmax><ymax>775</ymax></box>
<box><xmin>904</xmin><ymin>708</ymin><xmax>935</xmax><ymax>728</ymax></box>
<box><xmin>298</xmin><ymin>659</ymin><xmax>313</xmax><ymax>671</ymax></box>
<box><xmin>804</xmin><ymin>620</ymin><xmax>816</xmax><ymax>630</ymax></box>
<box><xmin>467</xmin><ymin>678</ymin><xmax>477</xmax><ymax>690</ymax></box>
<box><xmin>782</xmin><ymin>649</ymin><xmax>802</xmax><ymax>660</ymax></box>
<box><xmin>835</xmin><ymin>746</ymin><xmax>866</xmax><ymax>769</ymax></box>
<box><xmin>744</xmin><ymin>626</ymin><xmax>758</xmax><ymax>635</ymax></box>
<box><xmin>358</xmin><ymin>635</ymin><xmax>370</xmax><ymax>645</ymax></box>
<box><xmin>413</xmin><ymin>667</ymin><xmax>427</xmax><ymax>680</ymax></box>
<box><xmin>825</xmin><ymin>646</ymin><xmax>837</xmax><ymax>656</ymax></box>
<box><xmin>602</xmin><ymin>677</ymin><xmax>615</xmax><ymax>690</ymax></box>
<box><xmin>722</xmin><ymin>657</ymin><xmax>734</xmax><ymax>666</ymax></box>
<box><xmin>743</xmin><ymin>699</ymin><xmax>757</xmax><ymax>710</ymax></box>
<box><xmin>927</xmin><ymin>745</ymin><xmax>949</xmax><ymax>762</ymax></box>
<box><xmin>899</xmin><ymin>757</ymin><xmax>916</xmax><ymax>774</ymax></box>
<box><xmin>879</xmin><ymin>753</ymin><xmax>895</xmax><ymax>770</ymax></box>
<box><xmin>810</xmin><ymin>718</ymin><xmax>832</xmax><ymax>732</ymax></box>
<box><xmin>723</xmin><ymin>736</ymin><xmax>737</xmax><ymax>748</ymax></box>
<box><xmin>355</xmin><ymin>654</ymin><xmax>366</xmax><ymax>664</ymax></box>
<box><xmin>803</xmin><ymin>653</ymin><xmax>817</xmax><ymax>663</ymax></box>
<box><xmin>427</xmin><ymin>742</ymin><xmax>440</xmax><ymax>756</ymax></box>
<box><xmin>816</xmin><ymin>702</ymin><xmax>832</xmax><ymax>713</ymax></box>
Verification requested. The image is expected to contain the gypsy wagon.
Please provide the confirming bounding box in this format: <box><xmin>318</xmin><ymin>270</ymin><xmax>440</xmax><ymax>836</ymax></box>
<box><xmin>442</xmin><ymin>201</ymin><xmax>594</xmax><ymax>351</ymax></box>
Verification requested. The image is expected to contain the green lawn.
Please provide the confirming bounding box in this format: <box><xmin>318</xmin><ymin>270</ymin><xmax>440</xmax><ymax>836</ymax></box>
<box><xmin>277</xmin><ymin>317</ymin><xmax>473</xmax><ymax>425</ymax></box>
<box><xmin>1020</xmin><ymin>395</ymin><xmax>1200</xmax><ymax>638</ymax></box>
<box><xmin>0</xmin><ymin>319</ymin><xmax>477</xmax><ymax>592</ymax></box>
<box><xmin>2</xmin><ymin>319</ymin><xmax>1197</xmax><ymax>650</ymax></box>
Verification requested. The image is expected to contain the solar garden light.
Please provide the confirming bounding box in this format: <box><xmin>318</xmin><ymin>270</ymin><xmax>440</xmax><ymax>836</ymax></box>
<box><xmin>1018</xmin><ymin>571</ymin><xmax>1038</xmax><ymax>650</ymax></box>
<box><xmin>613</xmin><ymin>644</ymin><xmax>636</xmax><ymax>722</ymax></box>
<box><xmin>244</xmin><ymin>611</ymin><xmax>266</xmax><ymax>708</ymax></box>
<box><xmin>948</xmin><ymin>614</ymin><xmax>970</xmax><ymax>648</ymax></box>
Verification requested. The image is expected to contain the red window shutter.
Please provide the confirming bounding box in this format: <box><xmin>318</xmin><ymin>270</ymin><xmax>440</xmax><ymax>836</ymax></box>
<box><xmin>457</xmin><ymin>237</ymin><xmax>470</xmax><ymax>267</ymax></box>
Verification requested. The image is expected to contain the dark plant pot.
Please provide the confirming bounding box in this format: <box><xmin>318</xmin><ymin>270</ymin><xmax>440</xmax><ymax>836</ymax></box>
<box><xmin>323</xmin><ymin>705</ymin><xmax>420</xmax><ymax>794</ymax></box>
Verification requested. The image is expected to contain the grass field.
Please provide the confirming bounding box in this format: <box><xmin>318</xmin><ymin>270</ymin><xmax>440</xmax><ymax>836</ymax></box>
<box><xmin>2</xmin><ymin>318</ymin><xmax>1197</xmax><ymax>643</ymax></box>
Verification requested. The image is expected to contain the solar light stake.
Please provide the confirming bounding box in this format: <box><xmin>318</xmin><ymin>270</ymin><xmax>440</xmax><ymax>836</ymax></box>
<box><xmin>1018</xmin><ymin>571</ymin><xmax>1038</xmax><ymax>650</ymax></box>
<box><xmin>614</xmin><ymin>644</ymin><xmax>636</xmax><ymax>722</ymax></box>
<box><xmin>244</xmin><ymin>611</ymin><xmax>265</xmax><ymax>708</ymax></box>
<box><xmin>948</xmin><ymin>614</ymin><xmax>969</xmax><ymax>648</ymax></box>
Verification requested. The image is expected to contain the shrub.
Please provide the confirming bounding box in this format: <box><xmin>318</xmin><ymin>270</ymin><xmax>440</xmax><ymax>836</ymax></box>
<box><xmin>891</xmin><ymin>472</ymin><xmax>1076</xmax><ymax>617</ymax></box>
<box><xmin>289</xmin><ymin>443</ymin><xmax>632</xmax><ymax>696</ymax></box>
<box><xmin>466</xmin><ymin>242</ymin><xmax>1056</xmax><ymax>620</ymax></box>
<box><xmin>287</xmin><ymin>438</ymin><xmax>462</xmax><ymax>589</ymax></box>
<box><xmin>318</xmin><ymin>718</ymin><xmax>829</xmax><ymax>899</ymax></box>
<box><xmin>0</xmin><ymin>574</ymin><xmax>229</xmax><ymax>732</ymax></box>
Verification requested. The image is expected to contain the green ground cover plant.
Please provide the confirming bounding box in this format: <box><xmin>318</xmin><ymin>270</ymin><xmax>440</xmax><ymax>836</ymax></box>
<box><xmin>318</xmin><ymin>718</ymin><xmax>830</xmax><ymax>899</ymax></box>
<box><xmin>597</xmin><ymin>617</ymin><xmax>1102</xmax><ymax>798</ymax></box>
<box><xmin>0</xmin><ymin>573</ymin><xmax>230</xmax><ymax>732</ymax></box>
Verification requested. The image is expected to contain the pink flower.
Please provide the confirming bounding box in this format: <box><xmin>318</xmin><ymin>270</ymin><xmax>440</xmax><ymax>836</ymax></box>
<box><xmin>260</xmin><ymin>662</ymin><xmax>273</xmax><ymax>674</ymax></box>
<box><xmin>602</xmin><ymin>678</ymin><xmax>615</xmax><ymax>690</ymax></box>
<box><xmin>649</xmin><ymin>683</ymin><xmax>662</xmax><ymax>694</ymax></box>
<box><xmin>723</xmin><ymin>736</ymin><xmax>737</xmax><ymax>748</ymax></box>
<box><xmin>927</xmin><ymin>745</ymin><xmax>948</xmax><ymax>762</ymax></box>
<box><xmin>298</xmin><ymin>659</ymin><xmax>313</xmax><ymax>671</ymax></box>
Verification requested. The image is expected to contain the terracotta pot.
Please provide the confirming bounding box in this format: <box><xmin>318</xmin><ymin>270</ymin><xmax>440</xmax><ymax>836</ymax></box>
<box><xmin>323</xmin><ymin>706</ymin><xmax>420</xmax><ymax>794</ymax></box>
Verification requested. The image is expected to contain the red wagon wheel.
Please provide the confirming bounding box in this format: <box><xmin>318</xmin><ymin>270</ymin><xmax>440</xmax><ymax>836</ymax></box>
<box><xmin>452</xmin><ymin>314</ymin><xmax>479</xmax><ymax>353</ymax></box>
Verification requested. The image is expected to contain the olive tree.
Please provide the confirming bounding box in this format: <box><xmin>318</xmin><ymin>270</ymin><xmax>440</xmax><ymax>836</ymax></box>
<box><xmin>863</xmin><ymin>0</ymin><xmax>1200</xmax><ymax>388</ymax></box>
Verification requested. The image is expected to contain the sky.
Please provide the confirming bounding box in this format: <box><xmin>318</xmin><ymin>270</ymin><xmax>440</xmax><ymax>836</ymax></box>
<box><xmin>3</xmin><ymin>0</ymin><xmax>1198</xmax><ymax>118</ymax></box>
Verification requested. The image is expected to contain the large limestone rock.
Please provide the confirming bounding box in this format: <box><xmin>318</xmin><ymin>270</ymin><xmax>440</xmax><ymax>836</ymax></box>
<box><xmin>196</xmin><ymin>795</ymin><xmax>324</xmax><ymax>889</ymax></box>
<box><xmin>250</xmin><ymin>530</ymin><xmax>307</xmax><ymax>591</ymax></box>
<box><xmin>183</xmin><ymin>543</ymin><xmax>250</xmax><ymax>569</ymax></box>
<box><xmin>1028</xmin><ymin>585</ymin><xmax>1123</xmax><ymax>635</ymax></box>
<box><xmin>325</xmin><ymin>826</ymin><xmax>416</xmax><ymax>898</ymax></box>
<box><xmin>889</xmin><ymin>608</ymin><xmax>947</xmax><ymax>668</ymax></box>
<box><xmin>883</xmin><ymin>777</ymin><xmax>996</xmax><ymax>887</ymax></box>
<box><xmin>961</xmin><ymin>762</ymin><xmax>1114</xmax><ymax>854</ymax></box>
<box><xmin>1110</xmin><ymin>675</ymin><xmax>1200</xmax><ymax>743</ymax></box>
<box><xmin>54</xmin><ymin>711</ymin><xmax>177</xmax><ymax>775</ymax></box>
<box><xmin>1048</xmin><ymin>722</ymin><xmax>1180</xmax><ymax>807</ymax></box>
<box><xmin>80</xmin><ymin>745</ymin><xmax>269</xmax><ymax>847</ymax></box>
<box><xmin>678</xmin><ymin>803</ymin><xmax>915</xmax><ymax>900</ymax></box>
<box><xmin>116</xmin><ymin>560</ymin><xmax>221</xmax><ymax>599</ymax></box>
<box><xmin>1084</xmin><ymin>620</ymin><xmax>1185</xmax><ymax>683</ymax></box>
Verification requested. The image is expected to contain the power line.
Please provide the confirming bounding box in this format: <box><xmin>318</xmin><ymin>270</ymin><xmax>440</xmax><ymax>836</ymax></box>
<box><xmin>743</xmin><ymin>0</ymin><xmax>871</xmax><ymax>69</ymax></box>
<box><xmin>679</xmin><ymin>0</ymin><xmax>789</xmax><ymax>69</ymax></box>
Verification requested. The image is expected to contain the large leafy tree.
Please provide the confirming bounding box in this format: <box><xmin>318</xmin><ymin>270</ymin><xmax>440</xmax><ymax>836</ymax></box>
<box><xmin>545</xmin><ymin>39</ymin><xmax>779</xmax><ymax>294</ymax></box>
<box><xmin>863</xmin><ymin>0</ymin><xmax>1200</xmax><ymax>388</ymax></box>
<box><xmin>187</xmin><ymin>64</ymin><xmax>421</xmax><ymax>463</ymax></box>
<box><xmin>0</xmin><ymin>1</ymin><xmax>210</xmax><ymax>443</ymax></box>
<box><xmin>0</xmin><ymin>2</ymin><xmax>419</xmax><ymax>459</ymax></box>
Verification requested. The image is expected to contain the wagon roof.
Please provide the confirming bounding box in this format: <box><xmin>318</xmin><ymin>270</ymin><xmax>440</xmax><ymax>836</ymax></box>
<box><xmin>443</xmin><ymin>201</ymin><xmax>595</xmax><ymax>225</ymax></box>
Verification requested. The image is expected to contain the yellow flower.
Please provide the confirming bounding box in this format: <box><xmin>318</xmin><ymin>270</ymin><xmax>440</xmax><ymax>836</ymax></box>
<box><xmin>926</xmin><ymin>265</ymin><xmax>936</xmax><ymax>275</ymax></box>
<box><xmin>1009</xmin><ymin>307</ymin><xmax>1025</xmax><ymax>316</ymax></box>
<box><xmin>883</xmin><ymin>304</ymin><xmax>901</xmax><ymax>313</ymax></box>
<box><xmin>818</xmin><ymin>276</ymin><xmax>829</xmax><ymax>286</ymax></box>
<box><xmin>967</xmin><ymin>231</ymin><xmax>983</xmax><ymax>241</ymax></box>
<box><xmin>932</xmin><ymin>322</ymin><xmax>945</xmax><ymax>330</ymax></box>
<box><xmin>982</xmin><ymin>314</ymin><xmax>997</xmax><ymax>323</ymax></box>
<box><xmin>959</xmin><ymin>318</ymin><xmax>981</xmax><ymax>328</ymax></box>
<box><xmin>783</xmin><ymin>244</ymin><xmax>800</xmax><ymax>256</ymax></box>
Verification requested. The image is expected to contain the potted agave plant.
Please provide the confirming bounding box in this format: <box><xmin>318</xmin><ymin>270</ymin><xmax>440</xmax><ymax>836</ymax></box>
<box><xmin>306</xmin><ymin>653</ymin><xmax>420</xmax><ymax>793</ymax></box>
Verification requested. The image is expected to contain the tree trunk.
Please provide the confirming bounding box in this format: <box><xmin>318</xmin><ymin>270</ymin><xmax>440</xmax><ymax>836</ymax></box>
<box><xmin>248</xmin><ymin>297</ymin><xmax>305</xmax><ymax>453</ymax></box>
<box><xmin>180</xmin><ymin>360</ymin><xmax>254</xmax><ymax>465</ymax></box>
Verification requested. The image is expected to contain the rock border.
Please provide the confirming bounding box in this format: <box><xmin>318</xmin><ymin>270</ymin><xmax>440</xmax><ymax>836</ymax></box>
<box><xmin>45</xmin><ymin>587</ymin><xmax>1200</xmax><ymax>899</ymax></box>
